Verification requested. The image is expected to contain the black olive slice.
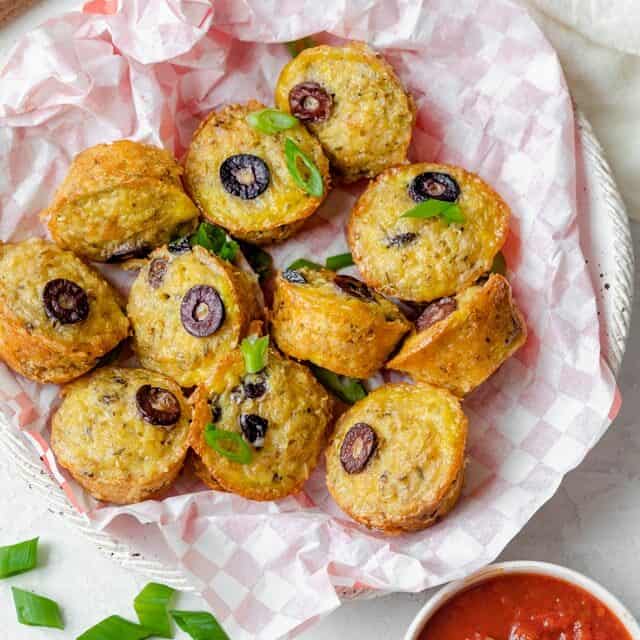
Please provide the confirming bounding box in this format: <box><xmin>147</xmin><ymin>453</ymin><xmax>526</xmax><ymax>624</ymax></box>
<box><xmin>243</xmin><ymin>373</ymin><xmax>267</xmax><ymax>399</ymax></box>
<box><xmin>387</xmin><ymin>232</ymin><xmax>418</xmax><ymax>248</ymax></box>
<box><xmin>408</xmin><ymin>172</ymin><xmax>460</xmax><ymax>203</ymax></box>
<box><xmin>168</xmin><ymin>235</ymin><xmax>192</xmax><ymax>254</ymax></box>
<box><xmin>208</xmin><ymin>395</ymin><xmax>222</xmax><ymax>422</ymax></box>
<box><xmin>107</xmin><ymin>243</ymin><xmax>151</xmax><ymax>262</ymax></box>
<box><xmin>180</xmin><ymin>285</ymin><xmax>225</xmax><ymax>337</ymax></box>
<box><xmin>416</xmin><ymin>297</ymin><xmax>457</xmax><ymax>331</ymax></box>
<box><xmin>340</xmin><ymin>423</ymin><xmax>377</xmax><ymax>474</ymax></box>
<box><xmin>334</xmin><ymin>275</ymin><xmax>374</xmax><ymax>302</ymax></box>
<box><xmin>282</xmin><ymin>269</ymin><xmax>306</xmax><ymax>284</ymax></box>
<box><xmin>136</xmin><ymin>384</ymin><xmax>181</xmax><ymax>427</ymax></box>
<box><xmin>240</xmin><ymin>413</ymin><xmax>268</xmax><ymax>448</ymax></box>
<box><xmin>43</xmin><ymin>279</ymin><xmax>89</xmax><ymax>325</ymax></box>
<box><xmin>220</xmin><ymin>154</ymin><xmax>270</xmax><ymax>200</ymax></box>
<box><xmin>148</xmin><ymin>258</ymin><xmax>168</xmax><ymax>289</ymax></box>
<box><xmin>289</xmin><ymin>82</ymin><xmax>333</xmax><ymax>123</ymax></box>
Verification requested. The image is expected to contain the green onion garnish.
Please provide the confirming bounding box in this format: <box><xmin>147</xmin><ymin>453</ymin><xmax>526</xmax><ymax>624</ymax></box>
<box><xmin>310</xmin><ymin>366</ymin><xmax>367</xmax><ymax>404</ymax></box>
<box><xmin>190</xmin><ymin>222</ymin><xmax>239</xmax><ymax>262</ymax></box>
<box><xmin>77</xmin><ymin>615</ymin><xmax>151</xmax><ymax>640</ymax></box>
<box><xmin>239</xmin><ymin>242</ymin><xmax>272</xmax><ymax>282</ymax></box>
<box><xmin>287</xmin><ymin>258</ymin><xmax>322</xmax><ymax>271</ymax></box>
<box><xmin>325</xmin><ymin>252</ymin><xmax>354</xmax><ymax>271</ymax></box>
<box><xmin>171</xmin><ymin>610</ymin><xmax>230</xmax><ymax>640</ymax></box>
<box><xmin>241</xmin><ymin>335</ymin><xmax>269</xmax><ymax>374</ymax></box>
<box><xmin>491</xmin><ymin>251</ymin><xmax>507</xmax><ymax>276</ymax></box>
<box><xmin>133</xmin><ymin>582</ymin><xmax>175</xmax><ymax>638</ymax></box>
<box><xmin>285</xmin><ymin>36</ymin><xmax>316</xmax><ymax>58</ymax></box>
<box><xmin>0</xmin><ymin>537</ymin><xmax>38</xmax><ymax>579</ymax></box>
<box><xmin>205</xmin><ymin>424</ymin><xmax>252</xmax><ymax>464</ymax></box>
<box><xmin>284</xmin><ymin>137</ymin><xmax>324</xmax><ymax>197</ymax></box>
<box><xmin>401</xmin><ymin>200</ymin><xmax>466</xmax><ymax>225</ymax></box>
<box><xmin>12</xmin><ymin>588</ymin><xmax>63</xmax><ymax>629</ymax></box>
<box><xmin>247</xmin><ymin>108</ymin><xmax>298</xmax><ymax>135</ymax></box>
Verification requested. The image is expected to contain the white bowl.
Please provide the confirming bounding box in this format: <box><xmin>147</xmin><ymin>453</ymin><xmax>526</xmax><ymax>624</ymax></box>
<box><xmin>404</xmin><ymin>561</ymin><xmax>640</xmax><ymax>640</ymax></box>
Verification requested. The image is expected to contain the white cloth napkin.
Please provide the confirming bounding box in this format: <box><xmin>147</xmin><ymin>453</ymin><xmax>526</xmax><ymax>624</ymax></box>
<box><xmin>519</xmin><ymin>0</ymin><xmax>640</xmax><ymax>221</ymax></box>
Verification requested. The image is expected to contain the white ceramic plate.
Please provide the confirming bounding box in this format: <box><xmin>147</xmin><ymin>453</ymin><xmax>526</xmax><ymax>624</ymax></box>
<box><xmin>404</xmin><ymin>560</ymin><xmax>640</xmax><ymax>639</ymax></box>
<box><xmin>0</xmin><ymin>110</ymin><xmax>634</xmax><ymax>594</ymax></box>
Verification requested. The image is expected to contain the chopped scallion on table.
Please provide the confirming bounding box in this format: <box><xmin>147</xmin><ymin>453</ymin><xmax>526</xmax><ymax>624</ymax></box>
<box><xmin>76</xmin><ymin>615</ymin><xmax>150</xmax><ymax>640</ymax></box>
<box><xmin>12</xmin><ymin>587</ymin><xmax>63</xmax><ymax>629</ymax></box>
<box><xmin>171</xmin><ymin>610</ymin><xmax>230</xmax><ymax>640</ymax></box>
<box><xmin>133</xmin><ymin>582</ymin><xmax>175</xmax><ymax>638</ymax></box>
<box><xmin>0</xmin><ymin>537</ymin><xmax>39</xmax><ymax>579</ymax></box>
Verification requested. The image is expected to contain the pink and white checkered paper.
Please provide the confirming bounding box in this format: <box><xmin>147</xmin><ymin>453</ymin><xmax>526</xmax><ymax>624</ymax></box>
<box><xmin>0</xmin><ymin>0</ymin><xmax>621</xmax><ymax>637</ymax></box>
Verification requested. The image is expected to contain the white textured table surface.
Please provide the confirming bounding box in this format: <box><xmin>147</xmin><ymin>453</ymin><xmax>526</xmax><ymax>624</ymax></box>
<box><xmin>1</xmin><ymin>2</ymin><xmax>639</xmax><ymax>638</ymax></box>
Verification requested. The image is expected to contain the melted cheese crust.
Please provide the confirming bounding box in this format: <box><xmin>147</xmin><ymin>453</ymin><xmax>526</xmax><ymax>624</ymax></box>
<box><xmin>275</xmin><ymin>43</ymin><xmax>415</xmax><ymax>182</ymax></box>
<box><xmin>387</xmin><ymin>275</ymin><xmax>527</xmax><ymax>395</ymax></box>
<box><xmin>43</xmin><ymin>140</ymin><xmax>199</xmax><ymax>261</ymax></box>
<box><xmin>190</xmin><ymin>348</ymin><xmax>333</xmax><ymax>501</ymax></box>
<box><xmin>348</xmin><ymin>163</ymin><xmax>510</xmax><ymax>301</ymax></box>
<box><xmin>184</xmin><ymin>101</ymin><xmax>330</xmax><ymax>244</ymax></box>
<box><xmin>0</xmin><ymin>239</ymin><xmax>129</xmax><ymax>383</ymax></box>
<box><xmin>271</xmin><ymin>267</ymin><xmax>410</xmax><ymax>378</ymax></box>
<box><xmin>326</xmin><ymin>383</ymin><xmax>467</xmax><ymax>534</ymax></box>
<box><xmin>128</xmin><ymin>246</ymin><xmax>262</xmax><ymax>387</ymax></box>
<box><xmin>51</xmin><ymin>367</ymin><xmax>191</xmax><ymax>504</ymax></box>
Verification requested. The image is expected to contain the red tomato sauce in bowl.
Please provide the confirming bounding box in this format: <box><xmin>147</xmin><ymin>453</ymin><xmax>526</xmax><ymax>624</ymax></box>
<box><xmin>418</xmin><ymin>573</ymin><xmax>632</xmax><ymax>640</ymax></box>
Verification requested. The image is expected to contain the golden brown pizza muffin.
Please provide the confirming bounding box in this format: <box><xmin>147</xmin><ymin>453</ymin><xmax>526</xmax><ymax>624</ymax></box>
<box><xmin>387</xmin><ymin>274</ymin><xmax>527</xmax><ymax>396</ymax></box>
<box><xmin>42</xmin><ymin>140</ymin><xmax>199</xmax><ymax>262</ymax></box>
<box><xmin>183</xmin><ymin>100</ymin><xmax>330</xmax><ymax>244</ymax></box>
<box><xmin>275</xmin><ymin>42</ymin><xmax>415</xmax><ymax>182</ymax></box>
<box><xmin>348</xmin><ymin>163</ymin><xmax>510</xmax><ymax>301</ymax></box>
<box><xmin>0</xmin><ymin>239</ymin><xmax>129</xmax><ymax>384</ymax></box>
<box><xmin>127</xmin><ymin>245</ymin><xmax>262</xmax><ymax>388</ymax></box>
<box><xmin>326</xmin><ymin>383</ymin><xmax>467</xmax><ymax>535</ymax></box>
<box><xmin>188</xmin><ymin>451</ymin><xmax>224</xmax><ymax>492</ymax></box>
<box><xmin>51</xmin><ymin>367</ymin><xmax>191</xmax><ymax>504</ymax></box>
<box><xmin>271</xmin><ymin>267</ymin><xmax>410</xmax><ymax>378</ymax></box>
<box><xmin>190</xmin><ymin>342</ymin><xmax>333</xmax><ymax>501</ymax></box>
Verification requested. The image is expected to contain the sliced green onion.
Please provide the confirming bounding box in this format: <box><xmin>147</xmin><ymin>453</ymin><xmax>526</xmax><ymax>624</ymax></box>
<box><xmin>241</xmin><ymin>335</ymin><xmax>269</xmax><ymax>374</ymax></box>
<box><xmin>190</xmin><ymin>222</ymin><xmax>239</xmax><ymax>262</ymax></box>
<box><xmin>171</xmin><ymin>610</ymin><xmax>230</xmax><ymax>640</ymax></box>
<box><xmin>284</xmin><ymin>137</ymin><xmax>324</xmax><ymax>197</ymax></box>
<box><xmin>286</xmin><ymin>258</ymin><xmax>322</xmax><ymax>271</ymax></box>
<box><xmin>285</xmin><ymin>36</ymin><xmax>316</xmax><ymax>58</ymax></box>
<box><xmin>325</xmin><ymin>252</ymin><xmax>354</xmax><ymax>271</ymax></box>
<box><xmin>440</xmin><ymin>204</ymin><xmax>466</xmax><ymax>224</ymax></box>
<box><xmin>0</xmin><ymin>537</ymin><xmax>38</xmax><ymax>578</ymax></box>
<box><xmin>239</xmin><ymin>242</ymin><xmax>272</xmax><ymax>282</ymax></box>
<box><xmin>12</xmin><ymin>588</ymin><xmax>63</xmax><ymax>629</ymax></box>
<box><xmin>491</xmin><ymin>251</ymin><xmax>507</xmax><ymax>276</ymax></box>
<box><xmin>77</xmin><ymin>616</ymin><xmax>151</xmax><ymax>640</ymax></box>
<box><xmin>311</xmin><ymin>366</ymin><xmax>367</xmax><ymax>404</ymax></box>
<box><xmin>401</xmin><ymin>200</ymin><xmax>466</xmax><ymax>225</ymax></box>
<box><xmin>205</xmin><ymin>424</ymin><xmax>252</xmax><ymax>464</ymax></box>
<box><xmin>133</xmin><ymin>582</ymin><xmax>175</xmax><ymax>638</ymax></box>
<box><xmin>247</xmin><ymin>108</ymin><xmax>298</xmax><ymax>135</ymax></box>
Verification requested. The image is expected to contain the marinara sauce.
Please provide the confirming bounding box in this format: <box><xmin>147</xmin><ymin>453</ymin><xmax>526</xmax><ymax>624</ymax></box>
<box><xmin>419</xmin><ymin>573</ymin><xmax>632</xmax><ymax>640</ymax></box>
